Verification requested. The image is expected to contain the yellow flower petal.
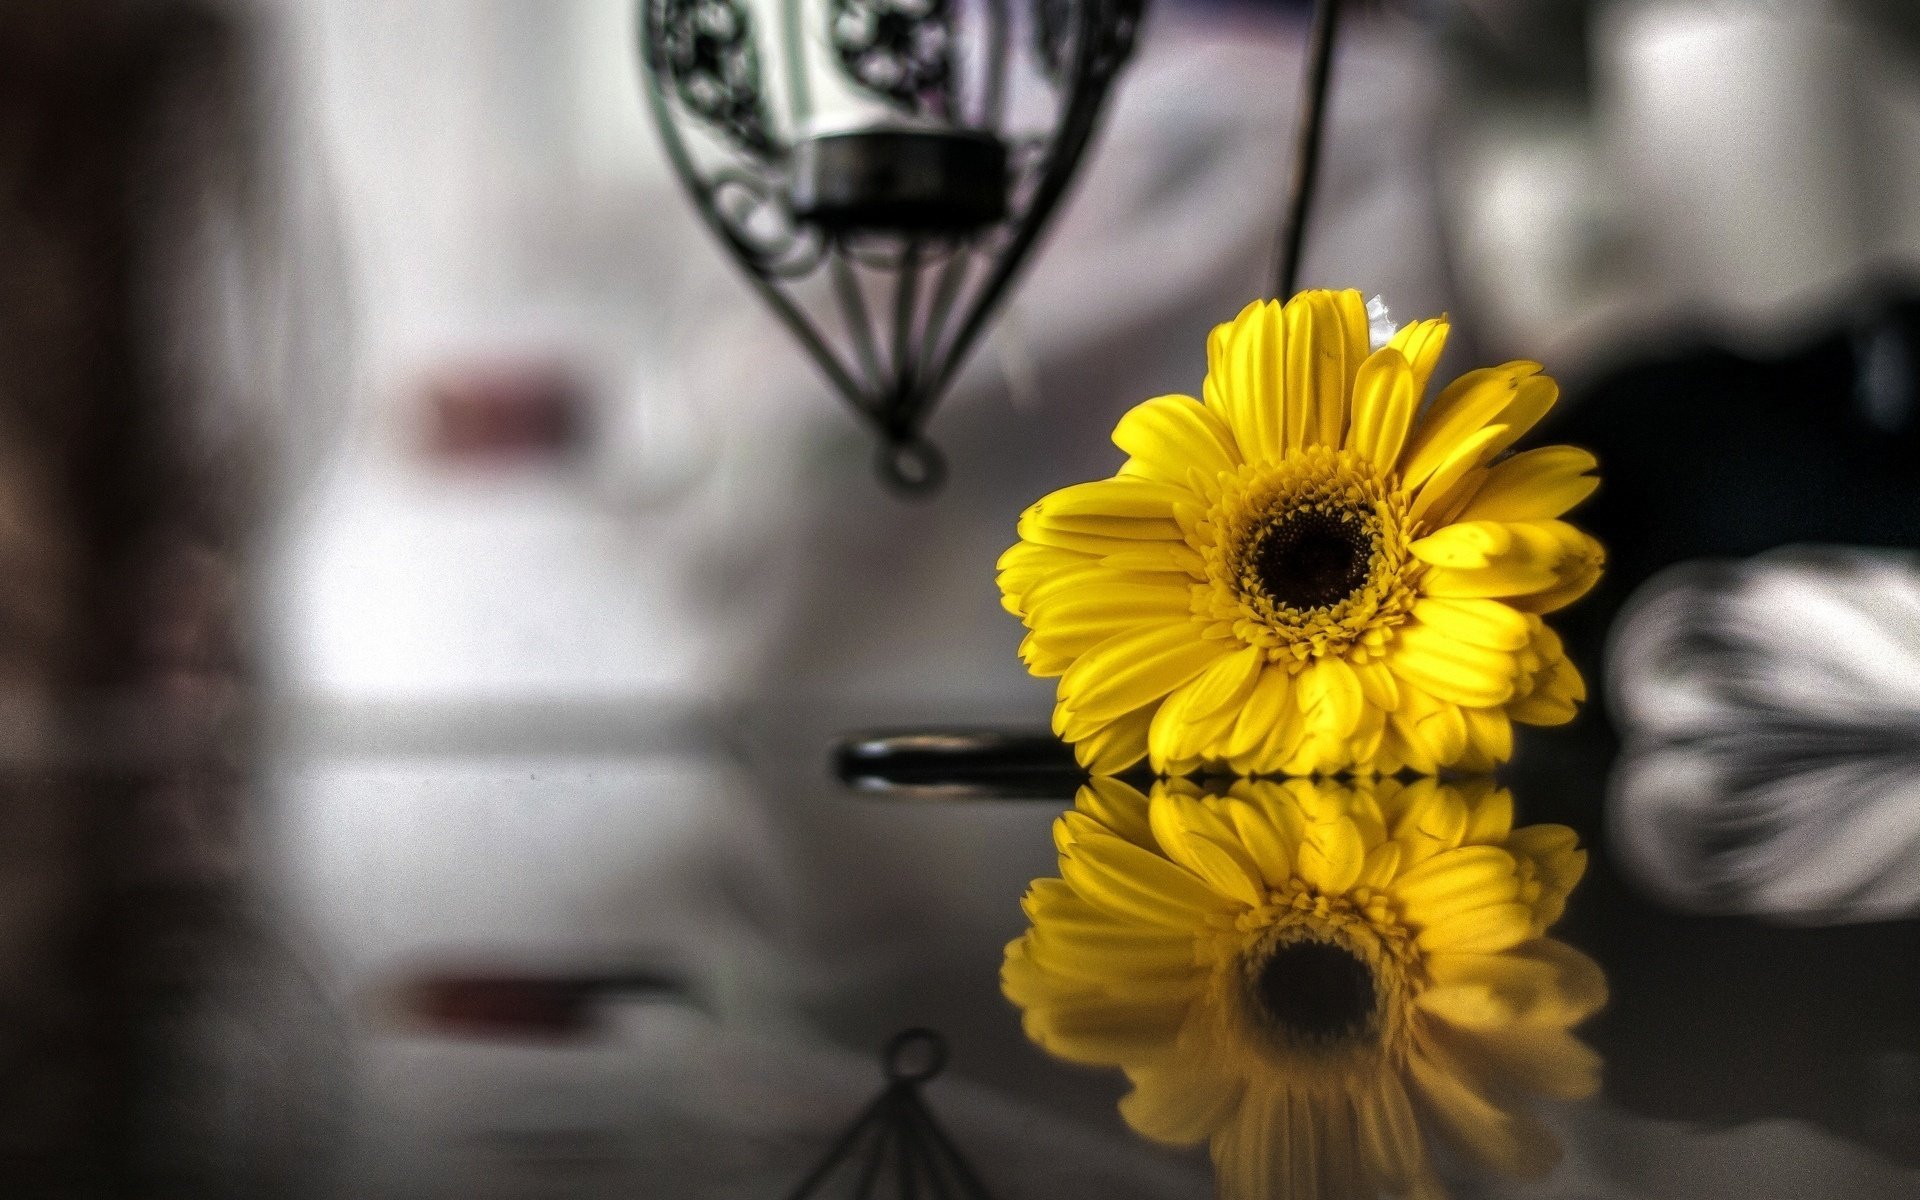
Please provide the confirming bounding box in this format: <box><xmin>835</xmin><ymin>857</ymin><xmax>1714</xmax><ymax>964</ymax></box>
<box><xmin>1025</xmin><ymin>920</ymin><xmax>1196</xmax><ymax>989</ymax></box>
<box><xmin>1403</xmin><ymin>364</ymin><xmax>1558</xmax><ymax>484</ymax></box>
<box><xmin>1070</xmin><ymin>702</ymin><xmax>1155</xmax><ymax>774</ymax></box>
<box><xmin>1398</xmin><ymin>361</ymin><xmax>1544</xmax><ymax>487</ymax></box>
<box><xmin>1386</xmin><ymin>628</ymin><xmax>1518</xmax><ymax>708</ymax></box>
<box><xmin>1345</xmin><ymin>347</ymin><xmax>1418</xmax><ymax>471</ymax></box>
<box><xmin>1018</xmin><ymin>630</ymin><xmax>1075</xmax><ymax>676</ymax></box>
<box><xmin>1212</xmin><ymin>1082</ymin><xmax>1280</xmax><ymax>1200</ymax></box>
<box><xmin>1225</xmin><ymin>665</ymin><xmax>1294</xmax><ymax>759</ymax></box>
<box><xmin>1001</xmin><ymin>940</ymin><xmax>1191</xmax><ymax>1067</ymax></box>
<box><xmin>1507</xmin><ymin>523</ymin><xmax>1606</xmax><ymax>614</ymax></box>
<box><xmin>1417</xmin><ymin>996</ymin><xmax>1603</xmax><ymax>1100</ymax></box>
<box><xmin>1018</xmin><ymin>559</ymin><xmax>1124</xmax><ymax>611</ymax></box>
<box><xmin>1482</xmin><ymin>373</ymin><xmax>1560</xmax><ymax>459</ymax></box>
<box><xmin>1022</xmin><ymin>991</ymin><xmax>1191</xmax><ymax>1065</ymax></box>
<box><xmin>1243</xmin><ymin>687</ymin><xmax>1310</xmax><ymax>775</ymax></box>
<box><xmin>1295</xmin><ymin>812</ymin><xmax>1366</xmax><ymax>894</ymax></box>
<box><xmin>1072</xmin><ymin>778</ymin><xmax>1156</xmax><ymax>848</ymax></box>
<box><xmin>1026</xmin><ymin>580</ymin><xmax>1193</xmax><ymax>644</ymax></box>
<box><xmin>1032</xmin><ymin>476</ymin><xmax>1196</xmax><ymax>521</ymax></box>
<box><xmin>1224</xmin><ymin>797</ymin><xmax>1298</xmax><ymax>887</ymax></box>
<box><xmin>1507</xmin><ymin>823</ymin><xmax>1588</xmax><ymax>929</ymax></box>
<box><xmin>1111</xmin><ymin>393</ymin><xmax>1243</xmax><ymax>483</ymax></box>
<box><xmin>1406</xmin><ymin>425</ymin><xmax>1506</xmax><ymax>527</ymax></box>
<box><xmin>1460</xmin><ymin>784</ymin><xmax>1516</xmax><ymax>845</ymax></box>
<box><xmin>1426</xmin><ymin>939</ymin><xmax>1609</xmax><ymax>1024</ymax></box>
<box><xmin>1391</xmin><ymin>695</ymin><xmax>1471</xmax><ymax>785</ymax></box>
<box><xmin>1149</xmin><ymin>793</ymin><xmax>1266</xmax><ymax>908</ymax></box>
<box><xmin>1356</xmin><ymin>1075</ymin><xmax>1426</xmax><ymax>1191</ymax></box>
<box><xmin>1096</xmin><ymin>543</ymin><xmax>1209</xmax><ymax>578</ymax></box>
<box><xmin>1410</xmin><ymin>596</ymin><xmax>1532</xmax><ymax>650</ymax></box>
<box><xmin>1284</xmin><ymin>291</ymin><xmax>1361</xmax><ymax>450</ymax></box>
<box><xmin>1408</xmin><ymin>520</ymin><xmax>1516</xmax><ymax>570</ymax></box>
<box><xmin>1343</xmin><ymin>703</ymin><xmax>1389</xmax><ymax>776</ymax></box>
<box><xmin>1182</xmin><ymin>644</ymin><xmax>1267</xmax><ymax>721</ymax></box>
<box><xmin>1392</xmin><ymin>845</ymin><xmax>1524</xmax><ymax>928</ymax></box>
<box><xmin>1352</xmin><ymin>658</ymin><xmax>1400</xmax><ymax>710</ymax></box>
<box><xmin>1148</xmin><ymin>647</ymin><xmax>1267</xmax><ymax>768</ymax></box>
<box><xmin>1458</xmin><ymin>444</ymin><xmax>1599</xmax><ymax>523</ymax></box>
<box><xmin>1147</xmin><ymin>690</ymin><xmax>1229</xmax><ymax>771</ymax></box>
<box><xmin>1060</xmin><ymin>622</ymin><xmax>1228</xmax><ymax>723</ymax></box>
<box><xmin>1406</xmin><ymin>1040</ymin><xmax>1561</xmax><ymax>1177</ymax></box>
<box><xmin>1509</xmin><ymin>655</ymin><xmax>1585</xmax><ymax>726</ymax></box>
<box><xmin>1384</xmin><ymin>777</ymin><xmax>1464</xmax><ymax>844</ymax></box>
<box><xmin>1059</xmin><ymin>823</ymin><xmax>1235</xmax><ymax>928</ymax></box>
<box><xmin>996</xmin><ymin>539</ymin><xmax>1092</xmax><ymax>612</ymax></box>
<box><xmin>1120</xmin><ymin>1052</ymin><xmax>1244</xmax><ymax>1146</ymax></box>
<box><xmin>1387</xmin><ymin>315</ymin><xmax>1450</xmax><ymax>398</ymax></box>
<box><xmin>1283</xmin><ymin>1086</ymin><xmax>1325</xmax><ymax>1199</ymax></box>
<box><xmin>1356</xmin><ymin>838</ymin><xmax>1402</xmax><ymax>890</ymax></box>
<box><xmin>1211</xmin><ymin>299</ymin><xmax>1289</xmax><ymax>463</ymax></box>
<box><xmin>1298</xmin><ymin>655</ymin><xmax>1365</xmax><ymax>740</ymax></box>
<box><xmin>1013</xmin><ymin>513</ymin><xmax>1166</xmax><ymax>558</ymax></box>
<box><xmin>1415</xmin><ymin>901</ymin><xmax>1534</xmax><ymax>954</ymax></box>
<box><xmin>1417</xmin><ymin>521</ymin><xmax>1570</xmax><ymax>600</ymax></box>
<box><xmin>1329</xmin><ymin>289</ymin><xmax>1373</xmax><ymax>392</ymax></box>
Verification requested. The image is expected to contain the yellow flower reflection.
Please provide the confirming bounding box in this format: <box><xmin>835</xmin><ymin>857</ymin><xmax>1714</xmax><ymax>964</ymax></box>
<box><xmin>1003</xmin><ymin>777</ymin><xmax>1603</xmax><ymax>1199</ymax></box>
<box><xmin>998</xmin><ymin>291</ymin><xmax>1601</xmax><ymax>777</ymax></box>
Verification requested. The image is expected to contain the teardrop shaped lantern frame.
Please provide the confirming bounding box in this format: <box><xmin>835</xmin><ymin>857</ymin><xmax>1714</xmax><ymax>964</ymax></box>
<box><xmin>637</xmin><ymin>0</ymin><xmax>1146</xmax><ymax>494</ymax></box>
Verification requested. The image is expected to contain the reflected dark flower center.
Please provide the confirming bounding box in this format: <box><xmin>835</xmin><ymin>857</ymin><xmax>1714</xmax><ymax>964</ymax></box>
<box><xmin>1255</xmin><ymin>939</ymin><xmax>1377</xmax><ymax>1041</ymax></box>
<box><xmin>1251</xmin><ymin>507</ymin><xmax>1373</xmax><ymax>610</ymax></box>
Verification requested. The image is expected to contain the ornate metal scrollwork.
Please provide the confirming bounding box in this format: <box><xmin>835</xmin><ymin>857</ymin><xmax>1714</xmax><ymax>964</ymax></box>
<box><xmin>1033</xmin><ymin>0</ymin><xmax>1073</xmax><ymax>81</ymax></box>
<box><xmin>831</xmin><ymin>0</ymin><xmax>956</xmax><ymax>117</ymax></box>
<box><xmin>639</xmin><ymin>0</ymin><xmax>1147</xmax><ymax>494</ymax></box>
<box><xmin>708</xmin><ymin>171</ymin><xmax>830</xmax><ymax>277</ymax></box>
<box><xmin>645</xmin><ymin>0</ymin><xmax>777</xmax><ymax>158</ymax></box>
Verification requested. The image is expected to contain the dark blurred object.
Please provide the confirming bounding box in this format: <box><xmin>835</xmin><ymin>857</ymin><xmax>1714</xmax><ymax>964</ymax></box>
<box><xmin>1608</xmin><ymin>549</ymin><xmax>1920</xmax><ymax>925</ymax></box>
<box><xmin>390</xmin><ymin>968</ymin><xmax>689</xmax><ymax>1041</ymax></box>
<box><xmin>785</xmin><ymin>1029</ymin><xmax>999</xmax><ymax>1200</ymax></box>
<box><xmin>1501</xmin><ymin>288</ymin><xmax>1920</xmax><ymax>1165</ymax></box>
<box><xmin>421</xmin><ymin>361</ymin><xmax>585</xmax><ymax>464</ymax></box>
<box><xmin>1434</xmin><ymin>0</ymin><xmax>1588</xmax><ymax>90</ymax></box>
<box><xmin>0</xmin><ymin>1</ymin><xmax>341</xmax><ymax>1195</ymax></box>
<box><xmin>790</xmin><ymin>130</ymin><xmax>1010</xmax><ymax>233</ymax></box>
<box><xmin>132</xmin><ymin>911</ymin><xmax>350</xmax><ymax>1200</ymax></box>
<box><xmin>834</xmin><ymin>729</ymin><xmax>1088</xmax><ymax>800</ymax></box>
<box><xmin>1544</xmin><ymin>288</ymin><xmax>1920</xmax><ymax>674</ymax></box>
<box><xmin>638</xmin><ymin>0</ymin><xmax>1143</xmax><ymax>494</ymax></box>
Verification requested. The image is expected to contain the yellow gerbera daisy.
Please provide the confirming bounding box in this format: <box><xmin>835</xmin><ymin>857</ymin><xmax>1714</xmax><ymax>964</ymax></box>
<box><xmin>1003</xmin><ymin>777</ymin><xmax>1603</xmax><ymax>1200</ymax></box>
<box><xmin>998</xmin><ymin>290</ymin><xmax>1602</xmax><ymax>775</ymax></box>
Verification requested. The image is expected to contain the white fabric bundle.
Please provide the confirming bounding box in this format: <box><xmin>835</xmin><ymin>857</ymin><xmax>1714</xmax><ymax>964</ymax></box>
<box><xmin>1608</xmin><ymin>548</ymin><xmax>1920</xmax><ymax>924</ymax></box>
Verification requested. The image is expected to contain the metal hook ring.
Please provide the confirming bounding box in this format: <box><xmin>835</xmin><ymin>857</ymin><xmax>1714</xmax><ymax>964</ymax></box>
<box><xmin>882</xmin><ymin>1027</ymin><xmax>948</xmax><ymax>1082</ymax></box>
<box><xmin>876</xmin><ymin>436</ymin><xmax>947</xmax><ymax>496</ymax></box>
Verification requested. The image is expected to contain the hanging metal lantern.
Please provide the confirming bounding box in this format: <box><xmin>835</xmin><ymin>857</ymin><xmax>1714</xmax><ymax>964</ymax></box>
<box><xmin>638</xmin><ymin>0</ymin><xmax>1146</xmax><ymax>493</ymax></box>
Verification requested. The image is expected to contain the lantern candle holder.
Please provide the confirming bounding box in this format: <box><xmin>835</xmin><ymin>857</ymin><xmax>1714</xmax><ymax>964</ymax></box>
<box><xmin>638</xmin><ymin>0</ymin><xmax>1145</xmax><ymax>492</ymax></box>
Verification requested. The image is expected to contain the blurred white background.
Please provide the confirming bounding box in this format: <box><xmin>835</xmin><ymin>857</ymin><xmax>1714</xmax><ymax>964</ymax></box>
<box><xmin>228</xmin><ymin>0</ymin><xmax>1920</xmax><ymax>1195</ymax></box>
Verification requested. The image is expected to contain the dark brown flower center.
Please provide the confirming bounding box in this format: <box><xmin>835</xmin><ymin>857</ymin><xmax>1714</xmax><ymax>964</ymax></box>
<box><xmin>1254</xmin><ymin>938</ymin><xmax>1378</xmax><ymax>1042</ymax></box>
<box><xmin>1250</xmin><ymin>507</ymin><xmax>1374</xmax><ymax>611</ymax></box>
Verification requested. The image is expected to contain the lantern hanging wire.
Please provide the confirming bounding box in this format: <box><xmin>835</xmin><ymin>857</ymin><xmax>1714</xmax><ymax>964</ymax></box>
<box><xmin>638</xmin><ymin>0</ymin><xmax>1146</xmax><ymax>495</ymax></box>
<box><xmin>1273</xmin><ymin>0</ymin><xmax>1344</xmax><ymax>297</ymax></box>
